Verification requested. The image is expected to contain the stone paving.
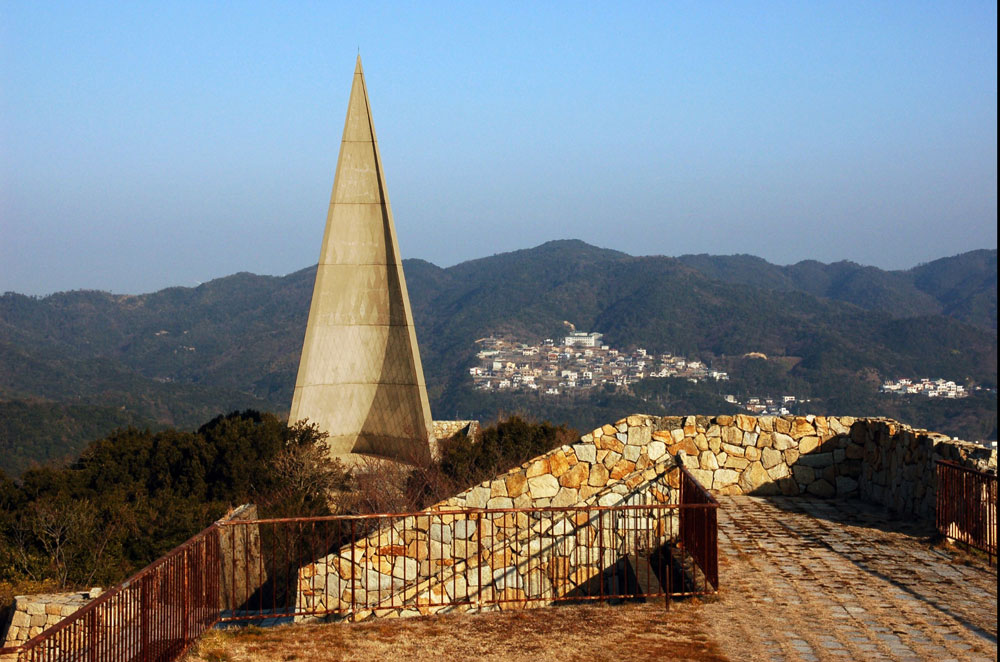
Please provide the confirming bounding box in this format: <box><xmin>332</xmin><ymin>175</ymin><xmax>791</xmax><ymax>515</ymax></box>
<box><xmin>702</xmin><ymin>496</ymin><xmax>997</xmax><ymax>662</ymax></box>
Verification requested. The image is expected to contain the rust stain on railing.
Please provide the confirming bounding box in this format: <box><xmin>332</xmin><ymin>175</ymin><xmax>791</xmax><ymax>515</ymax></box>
<box><xmin>936</xmin><ymin>460</ymin><xmax>997</xmax><ymax>565</ymax></box>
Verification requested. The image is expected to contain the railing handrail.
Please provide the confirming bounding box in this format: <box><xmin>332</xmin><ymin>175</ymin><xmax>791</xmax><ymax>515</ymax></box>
<box><xmin>218</xmin><ymin>500</ymin><xmax>719</xmax><ymax>527</ymax></box>
<box><xmin>17</xmin><ymin>522</ymin><xmax>222</xmax><ymax>654</ymax></box>
<box><xmin>936</xmin><ymin>459</ymin><xmax>997</xmax><ymax>478</ymax></box>
<box><xmin>677</xmin><ymin>464</ymin><xmax>721</xmax><ymax>505</ymax></box>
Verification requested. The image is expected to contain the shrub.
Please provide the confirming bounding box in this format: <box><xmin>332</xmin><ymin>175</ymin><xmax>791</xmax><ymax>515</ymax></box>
<box><xmin>437</xmin><ymin>415</ymin><xmax>578</xmax><ymax>494</ymax></box>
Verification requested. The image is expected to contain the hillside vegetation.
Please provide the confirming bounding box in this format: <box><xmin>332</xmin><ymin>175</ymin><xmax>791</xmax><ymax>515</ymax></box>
<box><xmin>674</xmin><ymin>249</ymin><xmax>996</xmax><ymax>329</ymax></box>
<box><xmin>0</xmin><ymin>242</ymin><xmax>996</xmax><ymax>474</ymax></box>
<box><xmin>0</xmin><ymin>411</ymin><xmax>338</xmax><ymax>601</ymax></box>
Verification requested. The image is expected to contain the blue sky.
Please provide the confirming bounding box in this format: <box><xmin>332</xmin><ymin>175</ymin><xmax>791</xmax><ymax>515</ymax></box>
<box><xmin>1</xmin><ymin>1</ymin><xmax>996</xmax><ymax>295</ymax></box>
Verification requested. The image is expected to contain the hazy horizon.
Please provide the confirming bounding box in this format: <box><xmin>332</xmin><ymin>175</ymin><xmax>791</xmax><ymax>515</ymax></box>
<box><xmin>3</xmin><ymin>3</ymin><xmax>996</xmax><ymax>296</ymax></box>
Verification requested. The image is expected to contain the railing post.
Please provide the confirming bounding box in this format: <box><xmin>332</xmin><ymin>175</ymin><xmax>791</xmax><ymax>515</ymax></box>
<box><xmin>597</xmin><ymin>508</ymin><xmax>605</xmax><ymax>602</ymax></box>
<box><xmin>350</xmin><ymin>520</ymin><xmax>356</xmax><ymax>616</ymax></box>
<box><xmin>991</xmin><ymin>478</ymin><xmax>996</xmax><ymax>566</ymax></box>
<box><xmin>679</xmin><ymin>470</ymin><xmax>685</xmax><ymax>546</ymax></box>
<box><xmin>86</xmin><ymin>609</ymin><xmax>96</xmax><ymax>662</ymax></box>
<box><xmin>476</xmin><ymin>512</ymin><xmax>483</xmax><ymax>608</ymax></box>
<box><xmin>665</xmin><ymin>509</ymin><xmax>671</xmax><ymax>612</ymax></box>
<box><xmin>140</xmin><ymin>576</ymin><xmax>149</xmax><ymax>662</ymax></box>
<box><xmin>182</xmin><ymin>547</ymin><xmax>190</xmax><ymax>646</ymax></box>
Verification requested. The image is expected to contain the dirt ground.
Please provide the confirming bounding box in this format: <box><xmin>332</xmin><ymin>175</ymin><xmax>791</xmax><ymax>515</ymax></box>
<box><xmin>184</xmin><ymin>601</ymin><xmax>728</xmax><ymax>662</ymax></box>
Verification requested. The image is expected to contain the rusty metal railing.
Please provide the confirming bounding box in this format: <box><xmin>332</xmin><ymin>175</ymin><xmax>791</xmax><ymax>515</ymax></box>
<box><xmin>678</xmin><ymin>465</ymin><xmax>719</xmax><ymax>591</ymax></box>
<box><xmin>10</xmin><ymin>468</ymin><xmax>720</xmax><ymax>660</ymax></box>
<box><xmin>220</xmin><ymin>500</ymin><xmax>718</xmax><ymax>623</ymax></box>
<box><xmin>16</xmin><ymin>525</ymin><xmax>221</xmax><ymax>662</ymax></box>
<box><xmin>936</xmin><ymin>460</ymin><xmax>997</xmax><ymax>565</ymax></box>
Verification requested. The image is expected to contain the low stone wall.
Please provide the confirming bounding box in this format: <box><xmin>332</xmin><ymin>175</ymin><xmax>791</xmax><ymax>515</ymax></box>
<box><xmin>431</xmin><ymin>420</ymin><xmax>479</xmax><ymax>441</ymax></box>
<box><xmin>0</xmin><ymin>414</ymin><xmax>983</xmax><ymax>648</ymax></box>
<box><xmin>299</xmin><ymin>466</ymin><xmax>676</xmax><ymax>621</ymax></box>
<box><xmin>429</xmin><ymin>420</ymin><xmax>480</xmax><ymax>459</ymax></box>
<box><xmin>1</xmin><ymin>589</ymin><xmax>100</xmax><ymax>653</ymax></box>
<box><xmin>437</xmin><ymin>415</ymin><xmax>673</xmax><ymax>511</ymax></box>
<box><xmin>855</xmin><ymin>419</ymin><xmax>994</xmax><ymax>516</ymax></box>
<box><xmin>662</xmin><ymin>414</ymin><xmax>862</xmax><ymax>498</ymax></box>
<box><xmin>651</xmin><ymin>414</ymin><xmax>994</xmax><ymax>518</ymax></box>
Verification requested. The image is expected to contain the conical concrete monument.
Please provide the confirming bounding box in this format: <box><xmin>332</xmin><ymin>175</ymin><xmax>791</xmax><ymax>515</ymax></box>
<box><xmin>289</xmin><ymin>56</ymin><xmax>434</xmax><ymax>460</ymax></box>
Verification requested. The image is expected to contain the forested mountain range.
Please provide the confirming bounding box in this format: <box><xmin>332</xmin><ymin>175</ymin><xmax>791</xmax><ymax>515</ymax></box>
<box><xmin>1</xmin><ymin>241</ymin><xmax>996</xmax><ymax>475</ymax></box>
<box><xmin>674</xmin><ymin>248</ymin><xmax>996</xmax><ymax>328</ymax></box>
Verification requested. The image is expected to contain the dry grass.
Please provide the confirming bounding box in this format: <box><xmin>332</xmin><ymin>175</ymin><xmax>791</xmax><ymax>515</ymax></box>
<box><xmin>184</xmin><ymin>601</ymin><xmax>728</xmax><ymax>662</ymax></box>
<box><xmin>927</xmin><ymin>534</ymin><xmax>996</xmax><ymax>568</ymax></box>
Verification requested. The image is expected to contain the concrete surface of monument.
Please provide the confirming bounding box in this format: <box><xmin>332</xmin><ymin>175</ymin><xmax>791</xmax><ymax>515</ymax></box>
<box><xmin>289</xmin><ymin>56</ymin><xmax>433</xmax><ymax>460</ymax></box>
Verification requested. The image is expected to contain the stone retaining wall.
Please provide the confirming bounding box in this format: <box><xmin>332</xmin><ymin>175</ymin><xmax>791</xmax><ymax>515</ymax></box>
<box><xmin>436</xmin><ymin>415</ymin><xmax>673</xmax><ymax>511</ymax></box>
<box><xmin>10</xmin><ymin>414</ymin><xmax>985</xmax><ymax>641</ymax></box>
<box><xmin>651</xmin><ymin>414</ymin><xmax>994</xmax><ymax>517</ymax></box>
<box><xmin>855</xmin><ymin>418</ymin><xmax>994</xmax><ymax>516</ymax></box>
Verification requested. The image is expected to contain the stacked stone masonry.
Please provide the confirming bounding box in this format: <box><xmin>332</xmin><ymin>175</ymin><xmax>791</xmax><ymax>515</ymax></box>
<box><xmin>429</xmin><ymin>420</ymin><xmax>480</xmax><ymax>458</ymax></box>
<box><xmin>430</xmin><ymin>420</ymin><xmax>479</xmax><ymax>441</ymax></box>
<box><xmin>296</xmin><ymin>413</ymin><xmax>995</xmax><ymax>622</ymax></box>
<box><xmin>1</xmin><ymin>590</ymin><xmax>99</xmax><ymax>655</ymax></box>
<box><xmin>662</xmin><ymin>414</ymin><xmax>994</xmax><ymax>517</ymax></box>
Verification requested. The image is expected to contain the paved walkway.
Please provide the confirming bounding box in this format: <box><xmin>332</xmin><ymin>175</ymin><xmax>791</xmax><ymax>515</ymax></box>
<box><xmin>702</xmin><ymin>496</ymin><xmax>997</xmax><ymax>662</ymax></box>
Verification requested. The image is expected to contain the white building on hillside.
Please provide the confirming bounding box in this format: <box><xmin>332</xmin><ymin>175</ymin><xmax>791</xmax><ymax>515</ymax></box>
<box><xmin>564</xmin><ymin>331</ymin><xmax>604</xmax><ymax>348</ymax></box>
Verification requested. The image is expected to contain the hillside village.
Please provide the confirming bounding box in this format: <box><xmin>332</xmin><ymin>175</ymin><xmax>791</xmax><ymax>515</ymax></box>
<box><xmin>471</xmin><ymin>331</ymin><xmax>728</xmax><ymax>396</ymax></box>
<box><xmin>880</xmin><ymin>377</ymin><xmax>969</xmax><ymax>399</ymax></box>
<box><xmin>470</xmin><ymin>331</ymin><xmax>812</xmax><ymax>415</ymax></box>
<box><xmin>469</xmin><ymin>331</ymin><xmax>744</xmax><ymax>395</ymax></box>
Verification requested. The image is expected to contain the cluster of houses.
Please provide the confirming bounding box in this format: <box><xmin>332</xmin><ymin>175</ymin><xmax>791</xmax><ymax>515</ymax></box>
<box><xmin>723</xmin><ymin>394</ymin><xmax>801</xmax><ymax>416</ymax></box>
<box><xmin>880</xmin><ymin>378</ymin><xmax>968</xmax><ymax>399</ymax></box>
<box><xmin>470</xmin><ymin>332</ymin><xmax>729</xmax><ymax>395</ymax></box>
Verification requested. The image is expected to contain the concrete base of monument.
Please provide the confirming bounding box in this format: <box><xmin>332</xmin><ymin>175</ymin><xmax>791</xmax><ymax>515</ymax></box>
<box><xmin>327</xmin><ymin>420</ymin><xmax>480</xmax><ymax>468</ymax></box>
<box><xmin>330</xmin><ymin>452</ymin><xmax>409</xmax><ymax>469</ymax></box>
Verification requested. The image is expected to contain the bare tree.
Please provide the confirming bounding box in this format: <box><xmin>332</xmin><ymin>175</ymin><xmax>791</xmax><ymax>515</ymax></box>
<box><xmin>15</xmin><ymin>496</ymin><xmax>136</xmax><ymax>589</ymax></box>
<box><xmin>28</xmin><ymin>497</ymin><xmax>96</xmax><ymax>588</ymax></box>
